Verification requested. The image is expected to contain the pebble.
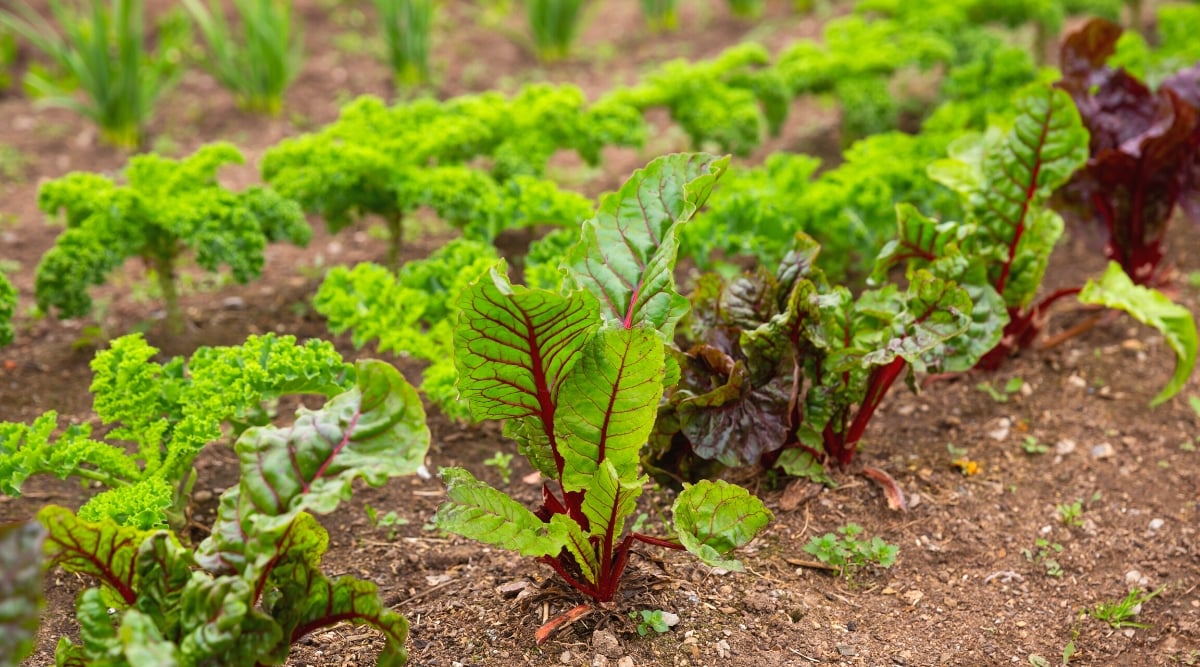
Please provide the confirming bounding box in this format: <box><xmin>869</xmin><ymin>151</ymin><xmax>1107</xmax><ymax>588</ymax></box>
<box><xmin>592</xmin><ymin>656</ymin><xmax>608</xmax><ymax>667</ymax></box>
<box><xmin>1067</xmin><ymin>374</ymin><xmax>1087</xmax><ymax>388</ymax></box>
<box><xmin>1125</xmin><ymin>570</ymin><xmax>1149</xmax><ymax>587</ymax></box>
<box><xmin>1091</xmin><ymin>443</ymin><xmax>1115</xmax><ymax>460</ymax></box>
<box><xmin>222</xmin><ymin>296</ymin><xmax>246</xmax><ymax>310</ymax></box>
<box><xmin>192</xmin><ymin>489</ymin><xmax>213</xmax><ymax>503</ymax></box>
<box><xmin>617</xmin><ymin>658</ymin><xmax>634</xmax><ymax>667</ymax></box>
<box><xmin>1148</xmin><ymin>518</ymin><xmax>1165</xmax><ymax>532</ymax></box>
<box><xmin>838</xmin><ymin>645</ymin><xmax>857</xmax><ymax>656</ymax></box>
<box><xmin>592</xmin><ymin>629</ymin><xmax>621</xmax><ymax>658</ymax></box>
<box><xmin>1055</xmin><ymin>439</ymin><xmax>1076</xmax><ymax>455</ymax></box>
<box><xmin>715</xmin><ymin>639</ymin><xmax>731</xmax><ymax>659</ymax></box>
<box><xmin>660</xmin><ymin>611</ymin><xmax>680</xmax><ymax>627</ymax></box>
<box><xmin>988</xmin><ymin>418</ymin><xmax>1011</xmax><ymax>441</ymax></box>
<box><xmin>561</xmin><ymin>650</ymin><xmax>573</xmax><ymax>664</ymax></box>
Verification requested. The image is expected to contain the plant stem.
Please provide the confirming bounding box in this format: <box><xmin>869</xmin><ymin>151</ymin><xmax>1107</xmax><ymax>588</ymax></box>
<box><xmin>385</xmin><ymin>211</ymin><xmax>404</xmax><ymax>270</ymax></box>
<box><xmin>150</xmin><ymin>253</ymin><xmax>183</xmax><ymax>334</ymax></box>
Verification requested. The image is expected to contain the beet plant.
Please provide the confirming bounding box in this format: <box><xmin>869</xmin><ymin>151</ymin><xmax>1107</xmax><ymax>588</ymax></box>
<box><xmin>35</xmin><ymin>142</ymin><xmax>310</xmax><ymax>334</ymax></box>
<box><xmin>0</xmin><ymin>333</ymin><xmax>353</xmax><ymax>531</ymax></box>
<box><xmin>435</xmin><ymin>154</ymin><xmax>772</xmax><ymax>619</ymax></box>
<box><xmin>1053</xmin><ymin>18</ymin><xmax>1200</xmax><ymax>287</ymax></box>
<box><xmin>34</xmin><ymin>359</ymin><xmax>428</xmax><ymax>666</ymax></box>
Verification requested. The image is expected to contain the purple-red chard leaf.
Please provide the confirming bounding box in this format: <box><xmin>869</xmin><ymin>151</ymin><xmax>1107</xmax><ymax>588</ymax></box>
<box><xmin>1079</xmin><ymin>263</ymin><xmax>1197</xmax><ymax>406</ymax></box>
<box><xmin>263</xmin><ymin>513</ymin><xmax>410</xmax><ymax>666</ymax></box>
<box><xmin>0</xmin><ymin>520</ymin><xmax>46</xmax><ymax>664</ymax></box>
<box><xmin>566</xmin><ymin>153</ymin><xmax>729</xmax><ymax>338</ymax></box>
<box><xmin>1056</xmin><ymin>19</ymin><xmax>1200</xmax><ymax>285</ymax></box>
<box><xmin>197</xmin><ymin>359</ymin><xmax>429</xmax><ymax>577</ymax></box>
<box><xmin>673</xmin><ymin>480</ymin><xmax>772</xmax><ymax>571</ymax></box>
<box><xmin>39</xmin><ymin>504</ymin><xmax>155</xmax><ymax>606</ymax></box>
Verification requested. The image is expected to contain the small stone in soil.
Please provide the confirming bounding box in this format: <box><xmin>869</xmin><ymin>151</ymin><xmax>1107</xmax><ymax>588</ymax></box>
<box><xmin>592</xmin><ymin>629</ymin><xmax>621</xmax><ymax>659</ymax></box>
<box><xmin>617</xmin><ymin>658</ymin><xmax>634</xmax><ymax>667</ymax></box>
<box><xmin>838</xmin><ymin>645</ymin><xmax>857</xmax><ymax>656</ymax></box>
<box><xmin>1091</xmin><ymin>443</ymin><xmax>1115</xmax><ymax>459</ymax></box>
<box><xmin>1148</xmin><ymin>518</ymin><xmax>1164</xmax><ymax>532</ymax></box>
<box><xmin>560</xmin><ymin>650</ymin><xmax>572</xmax><ymax>664</ymax></box>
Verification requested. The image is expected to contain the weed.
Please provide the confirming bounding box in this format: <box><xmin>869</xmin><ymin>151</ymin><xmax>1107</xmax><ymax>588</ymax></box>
<box><xmin>1089</xmin><ymin>586</ymin><xmax>1165</xmax><ymax>629</ymax></box>
<box><xmin>1022</xmin><ymin>537</ymin><xmax>1063</xmax><ymax>577</ymax></box>
<box><xmin>629</xmin><ymin>609</ymin><xmax>672</xmax><ymax>636</ymax></box>
<box><xmin>803</xmin><ymin>524</ymin><xmax>898</xmax><ymax>577</ymax></box>
<box><xmin>482</xmin><ymin>451</ymin><xmax>514</xmax><ymax>485</ymax></box>
<box><xmin>364</xmin><ymin>502</ymin><xmax>408</xmax><ymax>541</ymax></box>
<box><xmin>1022</xmin><ymin>435</ymin><xmax>1049</xmax><ymax>455</ymax></box>
<box><xmin>977</xmin><ymin>377</ymin><xmax>1024</xmax><ymax>402</ymax></box>
<box><xmin>1056</xmin><ymin>500</ymin><xmax>1084</xmax><ymax>527</ymax></box>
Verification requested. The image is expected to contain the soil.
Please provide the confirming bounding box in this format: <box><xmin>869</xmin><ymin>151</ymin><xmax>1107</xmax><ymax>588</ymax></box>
<box><xmin>2</xmin><ymin>1</ymin><xmax>1199</xmax><ymax>666</ymax></box>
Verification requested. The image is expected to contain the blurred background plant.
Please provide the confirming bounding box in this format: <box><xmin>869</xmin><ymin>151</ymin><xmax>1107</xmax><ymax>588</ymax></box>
<box><xmin>375</xmin><ymin>0</ymin><xmax>435</xmax><ymax>90</ymax></box>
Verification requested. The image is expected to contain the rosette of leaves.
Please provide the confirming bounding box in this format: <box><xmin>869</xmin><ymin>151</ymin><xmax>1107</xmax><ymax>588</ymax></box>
<box><xmin>261</xmin><ymin>85</ymin><xmax>634</xmax><ymax>265</ymax></box>
<box><xmin>35</xmin><ymin>142</ymin><xmax>310</xmax><ymax>334</ymax></box>
<box><xmin>314</xmin><ymin>239</ymin><xmax>501</xmax><ymax>419</ymax></box>
<box><xmin>0</xmin><ymin>333</ymin><xmax>354</xmax><ymax>530</ymax></box>
<box><xmin>0</xmin><ymin>520</ymin><xmax>46</xmax><ymax>665</ymax></box>
<box><xmin>649</xmin><ymin>231</ymin><xmax>974</xmax><ymax>480</ymax></box>
<box><xmin>436</xmin><ymin>154</ymin><xmax>772</xmax><ymax>612</ymax></box>
<box><xmin>37</xmin><ymin>360</ymin><xmax>429</xmax><ymax>666</ymax></box>
<box><xmin>0</xmin><ymin>272</ymin><xmax>14</xmax><ymax>347</ymax></box>
<box><xmin>1053</xmin><ymin>18</ymin><xmax>1200</xmax><ymax>287</ymax></box>
<box><xmin>603</xmin><ymin>43</ymin><xmax>789</xmax><ymax>156</ymax></box>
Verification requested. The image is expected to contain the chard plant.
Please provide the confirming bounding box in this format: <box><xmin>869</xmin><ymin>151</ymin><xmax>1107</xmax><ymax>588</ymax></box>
<box><xmin>375</xmin><ymin>0</ymin><xmax>435</xmax><ymax>89</ymax></box>
<box><xmin>0</xmin><ymin>0</ymin><xmax>189</xmax><ymax>149</ymax></box>
<box><xmin>0</xmin><ymin>519</ymin><xmax>46</xmax><ymax>665</ymax></box>
<box><xmin>183</xmin><ymin>0</ymin><xmax>304</xmax><ymax>115</ymax></box>
<box><xmin>436</xmin><ymin>154</ymin><xmax>772</xmax><ymax>620</ymax></box>
<box><xmin>1053</xmin><ymin>18</ymin><xmax>1200</xmax><ymax>287</ymax></box>
<box><xmin>35</xmin><ymin>359</ymin><xmax>428</xmax><ymax>666</ymax></box>
<box><xmin>0</xmin><ymin>333</ymin><xmax>354</xmax><ymax>530</ymax></box>
<box><xmin>526</xmin><ymin>0</ymin><xmax>586</xmax><ymax>62</ymax></box>
<box><xmin>36</xmin><ymin>142</ymin><xmax>310</xmax><ymax>334</ymax></box>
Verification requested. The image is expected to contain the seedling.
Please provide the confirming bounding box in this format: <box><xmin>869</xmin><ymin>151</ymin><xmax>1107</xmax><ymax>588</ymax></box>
<box><xmin>1022</xmin><ymin>538</ymin><xmax>1064</xmax><ymax>577</ymax></box>
<box><xmin>483</xmin><ymin>451</ymin><xmax>515</xmax><ymax>485</ymax></box>
<box><xmin>802</xmin><ymin>524</ymin><xmax>898</xmax><ymax>578</ymax></box>
<box><xmin>977</xmin><ymin>377</ymin><xmax>1024</xmax><ymax>403</ymax></box>
<box><xmin>1022</xmin><ymin>436</ymin><xmax>1049</xmax><ymax>455</ymax></box>
<box><xmin>365</xmin><ymin>502</ymin><xmax>409</xmax><ymax>541</ymax></box>
<box><xmin>630</xmin><ymin>609</ymin><xmax>672</xmax><ymax>636</ymax></box>
<box><xmin>1057</xmin><ymin>500</ymin><xmax>1084</xmax><ymax>528</ymax></box>
<box><xmin>1088</xmin><ymin>586</ymin><xmax>1165</xmax><ymax>629</ymax></box>
<box><xmin>948</xmin><ymin>444</ymin><xmax>981</xmax><ymax>476</ymax></box>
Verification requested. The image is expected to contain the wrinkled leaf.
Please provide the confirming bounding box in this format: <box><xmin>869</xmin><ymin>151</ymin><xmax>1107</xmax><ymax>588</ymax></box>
<box><xmin>436</xmin><ymin>467</ymin><xmax>569</xmax><ymax>558</ymax></box>
<box><xmin>673</xmin><ymin>480</ymin><xmax>772</xmax><ymax>571</ymax></box>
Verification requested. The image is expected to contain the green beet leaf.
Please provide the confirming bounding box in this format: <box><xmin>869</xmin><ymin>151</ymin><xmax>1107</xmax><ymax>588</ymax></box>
<box><xmin>0</xmin><ymin>520</ymin><xmax>46</xmax><ymax>665</ymax></box>
<box><xmin>1079</xmin><ymin>263</ymin><xmax>1198</xmax><ymax>406</ymax></box>
<box><xmin>40</xmin><ymin>505</ymin><xmax>155</xmax><ymax>606</ymax></box>
<box><xmin>436</xmin><ymin>467</ymin><xmax>570</xmax><ymax>558</ymax></box>
<box><xmin>673</xmin><ymin>480</ymin><xmax>773</xmax><ymax>571</ymax></box>
<box><xmin>566</xmin><ymin>153</ymin><xmax>728</xmax><ymax>338</ymax></box>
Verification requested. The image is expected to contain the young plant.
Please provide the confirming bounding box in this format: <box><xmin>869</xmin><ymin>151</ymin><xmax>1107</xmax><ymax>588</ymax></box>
<box><xmin>365</xmin><ymin>503</ymin><xmax>409</xmax><ymax>540</ymax></box>
<box><xmin>0</xmin><ymin>333</ymin><xmax>354</xmax><ymax>530</ymax></box>
<box><xmin>1022</xmin><ymin>435</ymin><xmax>1049</xmax><ymax>455</ymax></box>
<box><xmin>0</xmin><ymin>520</ymin><xmax>46</xmax><ymax>665</ymax></box>
<box><xmin>375</xmin><ymin>0</ymin><xmax>435</xmax><ymax>89</ymax></box>
<box><xmin>36</xmin><ymin>359</ymin><xmax>429</xmax><ymax>666</ymax></box>
<box><xmin>1054</xmin><ymin>19</ymin><xmax>1200</xmax><ymax>287</ymax></box>
<box><xmin>436</xmin><ymin>154</ymin><xmax>772</xmax><ymax>614</ymax></box>
<box><xmin>640</xmin><ymin>0</ymin><xmax>677</xmax><ymax>32</ymax></box>
<box><xmin>1022</xmin><ymin>537</ymin><xmax>1064</xmax><ymax>577</ymax></box>
<box><xmin>630</xmin><ymin>609</ymin><xmax>673</xmax><ymax>635</ymax></box>
<box><xmin>35</xmin><ymin>142</ymin><xmax>310</xmax><ymax>333</ymax></box>
<box><xmin>0</xmin><ymin>272</ymin><xmax>14</xmax><ymax>347</ymax></box>
<box><xmin>182</xmin><ymin>0</ymin><xmax>304</xmax><ymax>115</ymax></box>
<box><xmin>1057</xmin><ymin>499</ymin><xmax>1084</xmax><ymax>527</ymax></box>
<box><xmin>977</xmin><ymin>377</ymin><xmax>1023</xmax><ymax>403</ymax></box>
<box><xmin>802</xmin><ymin>523</ymin><xmax>898</xmax><ymax>578</ymax></box>
<box><xmin>1088</xmin><ymin>586</ymin><xmax>1165</xmax><ymax>629</ymax></box>
<box><xmin>484</xmin><ymin>451</ymin><xmax>515</xmax><ymax>485</ymax></box>
<box><xmin>0</xmin><ymin>0</ymin><xmax>189</xmax><ymax>148</ymax></box>
<box><xmin>526</xmin><ymin>0</ymin><xmax>585</xmax><ymax>62</ymax></box>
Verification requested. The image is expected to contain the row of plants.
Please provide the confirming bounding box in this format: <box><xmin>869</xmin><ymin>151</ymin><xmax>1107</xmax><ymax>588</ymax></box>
<box><xmin>1</xmin><ymin>158</ymin><xmax>777</xmax><ymax>665</ymax></box>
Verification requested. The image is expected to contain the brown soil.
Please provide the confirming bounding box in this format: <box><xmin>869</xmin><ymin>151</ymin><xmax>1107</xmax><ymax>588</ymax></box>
<box><xmin>2</xmin><ymin>1</ymin><xmax>1199</xmax><ymax>666</ymax></box>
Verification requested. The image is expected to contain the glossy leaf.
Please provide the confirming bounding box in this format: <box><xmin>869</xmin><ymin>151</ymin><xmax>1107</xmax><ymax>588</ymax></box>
<box><xmin>39</xmin><ymin>504</ymin><xmax>152</xmax><ymax>606</ymax></box>
<box><xmin>1079</xmin><ymin>263</ymin><xmax>1198</xmax><ymax>406</ymax></box>
<box><xmin>566</xmin><ymin>153</ymin><xmax>727</xmax><ymax>338</ymax></box>
<box><xmin>673</xmin><ymin>480</ymin><xmax>772</xmax><ymax>571</ymax></box>
<box><xmin>0</xmin><ymin>520</ymin><xmax>46</xmax><ymax>664</ymax></box>
<box><xmin>436</xmin><ymin>467</ymin><xmax>569</xmax><ymax>558</ymax></box>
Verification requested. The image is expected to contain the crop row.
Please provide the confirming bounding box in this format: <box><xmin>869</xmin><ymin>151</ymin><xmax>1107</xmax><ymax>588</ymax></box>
<box><xmin>1</xmin><ymin>4</ymin><xmax>1200</xmax><ymax>666</ymax></box>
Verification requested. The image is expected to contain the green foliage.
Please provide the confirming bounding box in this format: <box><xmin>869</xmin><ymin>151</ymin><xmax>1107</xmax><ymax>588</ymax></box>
<box><xmin>0</xmin><ymin>0</ymin><xmax>189</xmax><ymax>148</ymax></box>
<box><xmin>1078</xmin><ymin>263</ymin><xmax>1198</xmax><ymax>407</ymax></box>
<box><xmin>0</xmin><ymin>333</ymin><xmax>354</xmax><ymax>530</ymax></box>
<box><xmin>483</xmin><ymin>451</ymin><xmax>515</xmax><ymax>485</ymax></box>
<box><xmin>313</xmin><ymin>239</ymin><xmax>500</xmax><ymax>419</ymax></box>
<box><xmin>1088</xmin><ymin>586</ymin><xmax>1165</xmax><ymax>629</ymax></box>
<box><xmin>630</xmin><ymin>609</ymin><xmax>672</xmax><ymax>636</ymax></box>
<box><xmin>375</xmin><ymin>0</ymin><xmax>434</xmax><ymax>89</ymax></box>
<box><xmin>262</xmin><ymin>86</ymin><xmax>631</xmax><ymax>263</ymax></box>
<box><xmin>1056</xmin><ymin>499</ymin><xmax>1084</xmax><ymax>527</ymax></box>
<box><xmin>0</xmin><ymin>520</ymin><xmax>47</xmax><ymax>665</ymax></box>
<box><xmin>1022</xmin><ymin>537</ymin><xmax>1064</xmax><ymax>577</ymax></box>
<box><xmin>977</xmin><ymin>377</ymin><xmax>1023</xmax><ymax>402</ymax></box>
<box><xmin>39</xmin><ymin>360</ymin><xmax>428</xmax><ymax>666</ymax></box>
<box><xmin>802</xmin><ymin>524</ymin><xmax>898</xmax><ymax>577</ymax></box>
<box><xmin>726</xmin><ymin>0</ymin><xmax>765</xmax><ymax>18</ymax></box>
<box><xmin>0</xmin><ymin>272</ymin><xmax>14</xmax><ymax>347</ymax></box>
<box><xmin>640</xmin><ymin>0</ymin><xmax>678</xmax><ymax>31</ymax></box>
<box><xmin>183</xmin><ymin>0</ymin><xmax>304</xmax><ymax>115</ymax></box>
<box><xmin>604</xmin><ymin>43</ymin><xmax>789</xmax><ymax>155</ymax></box>
<box><xmin>0</xmin><ymin>28</ymin><xmax>16</xmax><ymax>92</ymax></box>
<box><xmin>438</xmin><ymin>154</ymin><xmax>771</xmax><ymax>604</ymax></box>
<box><xmin>1111</xmin><ymin>3</ymin><xmax>1200</xmax><ymax>88</ymax></box>
<box><xmin>526</xmin><ymin>0</ymin><xmax>585</xmax><ymax>62</ymax></box>
<box><xmin>35</xmin><ymin>143</ymin><xmax>310</xmax><ymax>333</ymax></box>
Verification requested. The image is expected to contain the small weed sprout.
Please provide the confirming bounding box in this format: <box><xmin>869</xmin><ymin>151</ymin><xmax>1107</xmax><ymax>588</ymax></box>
<box><xmin>803</xmin><ymin>524</ymin><xmax>898</xmax><ymax>577</ymax></box>
<box><xmin>483</xmin><ymin>451</ymin><xmax>514</xmax><ymax>485</ymax></box>
<box><xmin>977</xmin><ymin>377</ymin><xmax>1024</xmax><ymax>403</ymax></box>
<box><xmin>1057</xmin><ymin>500</ymin><xmax>1084</xmax><ymax>527</ymax></box>
<box><xmin>1022</xmin><ymin>538</ymin><xmax>1064</xmax><ymax>577</ymax></box>
<box><xmin>1089</xmin><ymin>586</ymin><xmax>1165</xmax><ymax>629</ymax></box>
<box><xmin>630</xmin><ymin>609</ymin><xmax>672</xmax><ymax>636</ymax></box>
<box><xmin>1022</xmin><ymin>435</ymin><xmax>1050</xmax><ymax>455</ymax></box>
<box><xmin>365</xmin><ymin>502</ymin><xmax>408</xmax><ymax>541</ymax></box>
